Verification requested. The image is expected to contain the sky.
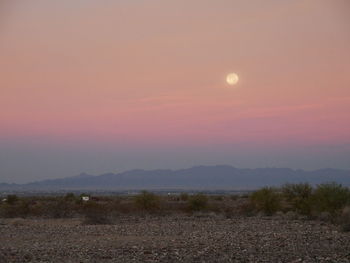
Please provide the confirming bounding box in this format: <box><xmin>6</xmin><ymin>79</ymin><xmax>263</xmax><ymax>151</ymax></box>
<box><xmin>1</xmin><ymin>0</ymin><xmax>350</xmax><ymax>183</ymax></box>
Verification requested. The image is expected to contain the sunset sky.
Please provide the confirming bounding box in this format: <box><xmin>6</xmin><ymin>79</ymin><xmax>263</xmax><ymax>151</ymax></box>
<box><xmin>1</xmin><ymin>0</ymin><xmax>350</xmax><ymax>183</ymax></box>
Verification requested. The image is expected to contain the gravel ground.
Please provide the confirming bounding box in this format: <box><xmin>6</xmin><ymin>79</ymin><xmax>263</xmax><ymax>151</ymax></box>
<box><xmin>1</xmin><ymin>215</ymin><xmax>350</xmax><ymax>262</ymax></box>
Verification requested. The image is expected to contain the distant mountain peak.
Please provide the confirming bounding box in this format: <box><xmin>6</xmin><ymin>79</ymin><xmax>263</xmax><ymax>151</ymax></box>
<box><xmin>0</xmin><ymin>166</ymin><xmax>349</xmax><ymax>191</ymax></box>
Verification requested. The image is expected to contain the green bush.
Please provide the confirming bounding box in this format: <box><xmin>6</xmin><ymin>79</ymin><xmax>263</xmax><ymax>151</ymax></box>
<box><xmin>134</xmin><ymin>191</ymin><xmax>161</xmax><ymax>212</ymax></box>
<box><xmin>250</xmin><ymin>187</ymin><xmax>282</xmax><ymax>215</ymax></box>
<box><xmin>311</xmin><ymin>183</ymin><xmax>350</xmax><ymax>216</ymax></box>
<box><xmin>188</xmin><ymin>193</ymin><xmax>208</xmax><ymax>211</ymax></box>
<box><xmin>282</xmin><ymin>183</ymin><xmax>313</xmax><ymax>215</ymax></box>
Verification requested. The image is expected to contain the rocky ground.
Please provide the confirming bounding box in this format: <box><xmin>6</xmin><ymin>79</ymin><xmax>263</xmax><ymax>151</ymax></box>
<box><xmin>0</xmin><ymin>214</ymin><xmax>350</xmax><ymax>262</ymax></box>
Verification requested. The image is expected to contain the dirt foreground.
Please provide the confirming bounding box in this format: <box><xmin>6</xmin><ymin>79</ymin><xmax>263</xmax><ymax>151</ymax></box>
<box><xmin>1</xmin><ymin>215</ymin><xmax>350</xmax><ymax>262</ymax></box>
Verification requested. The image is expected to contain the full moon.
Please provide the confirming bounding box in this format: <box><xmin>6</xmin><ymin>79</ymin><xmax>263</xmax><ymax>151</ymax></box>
<box><xmin>226</xmin><ymin>73</ymin><xmax>239</xmax><ymax>86</ymax></box>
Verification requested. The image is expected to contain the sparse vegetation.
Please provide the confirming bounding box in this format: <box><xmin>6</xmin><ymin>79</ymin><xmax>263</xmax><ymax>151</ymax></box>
<box><xmin>45</xmin><ymin>198</ymin><xmax>76</xmax><ymax>218</ymax></box>
<box><xmin>6</xmin><ymin>194</ymin><xmax>19</xmax><ymax>205</ymax></box>
<box><xmin>81</xmin><ymin>201</ymin><xmax>111</xmax><ymax>225</ymax></box>
<box><xmin>64</xmin><ymin>193</ymin><xmax>77</xmax><ymax>202</ymax></box>
<box><xmin>230</xmin><ymin>194</ymin><xmax>239</xmax><ymax>201</ymax></box>
<box><xmin>310</xmin><ymin>183</ymin><xmax>350</xmax><ymax>216</ymax></box>
<box><xmin>237</xmin><ymin>201</ymin><xmax>256</xmax><ymax>217</ymax></box>
<box><xmin>338</xmin><ymin>206</ymin><xmax>350</xmax><ymax>232</ymax></box>
<box><xmin>188</xmin><ymin>193</ymin><xmax>208</xmax><ymax>212</ymax></box>
<box><xmin>0</xmin><ymin>183</ymin><xmax>349</xmax><ymax>230</ymax></box>
<box><xmin>282</xmin><ymin>183</ymin><xmax>312</xmax><ymax>215</ymax></box>
<box><xmin>134</xmin><ymin>191</ymin><xmax>161</xmax><ymax>212</ymax></box>
<box><xmin>250</xmin><ymin>187</ymin><xmax>282</xmax><ymax>215</ymax></box>
<box><xmin>179</xmin><ymin>193</ymin><xmax>189</xmax><ymax>201</ymax></box>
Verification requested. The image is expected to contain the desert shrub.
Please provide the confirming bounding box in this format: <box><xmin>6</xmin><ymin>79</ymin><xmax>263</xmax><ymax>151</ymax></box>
<box><xmin>238</xmin><ymin>200</ymin><xmax>256</xmax><ymax>217</ymax></box>
<box><xmin>318</xmin><ymin>211</ymin><xmax>332</xmax><ymax>222</ymax></box>
<box><xmin>338</xmin><ymin>206</ymin><xmax>350</xmax><ymax>232</ymax></box>
<box><xmin>82</xmin><ymin>201</ymin><xmax>111</xmax><ymax>225</ymax></box>
<box><xmin>0</xmin><ymin>203</ymin><xmax>17</xmax><ymax>218</ymax></box>
<box><xmin>223</xmin><ymin>207</ymin><xmax>235</xmax><ymax>218</ymax></box>
<box><xmin>43</xmin><ymin>198</ymin><xmax>76</xmax><ymax>218</ymax></box>
<box><xmin>103</xmin><ymin>198</ymin><xmax>128</xmax><ymax>217</ymax></box>
<box><xmin>208</xmin><ymin>202</ymin><xmax>222</xmax><ymax>213</ymax></box>
<box><xmin>230</xmin><ymin>195</ymin><xmax>239</xmax><ymax>201</ymax></box>
<box><xmin>284</xmin><ymin>211</ymin><xmax>299</xmax><ymax>220</ymax></box>
<box><xmin>26</xmin><ymin>202</ymin><xmax>45</xmax><ymax>217</ymax></box>
<box><xmin>6</xmin><ymin>195</ymin><xmax>19</xmax><ymax>205</ymax></box>
<box><xmin>180</xmin><ymin>193</ymin><xmax>189</xmax><ymax>201</ymax></box>
<box><xmin>282</xmin><ymin>183</ymin><xmax>313</xmax><ymax>215</ymax></box>
<box><xmin>81</xmin><ymin>201</ymin><xmax>111</xmax><ymax>225</ymax></box>
<box><xmin>221</xmin><ymin>197</ymin><xmax>243</xmax><ymax>218</ymax></box>
<box><xmin>64</xmin><ymin>193</ymin><xmax>77</xmax><ymax>202</ymax></box>
<box><xmin>0</xmin><ymin>199</ymin><xmax>32</xmax><ymax>218</ymax></box>
<box><xmin>113</xmin><ymin>200</ymin><xmax>137</xmax><ymax>214</ymax></box>
<box><xmin>213</xmin><ymin>195</ymin><xmax>224</xmax><ymax>201</ymax></box>
<box><xmin>250</xmin><ymin>187</ymin><xmax>282</xmax><ymax>215</ymax></box>
<box><xmin>311</xmin><ymin>183</ymin><xmax>350</xmax><ymax>216</ymax></box>
<box><xmin>134</xmin><ymin>191</ymin><xmax>161</xmax><ymax>212</ymax></box>
<box><xmin>17</xmin><ymin>200</ymin><xmax>31</xmax><ymax>218</ymax></box>
<box><xmin>188</xmin><ymin>193</ymin><xmax>208</xmax><ymax>211</ymax></box>
<box><xmin>163</xmin><ymin>201</ymin><xmax>189</xmax><ymax>213</ymax></box>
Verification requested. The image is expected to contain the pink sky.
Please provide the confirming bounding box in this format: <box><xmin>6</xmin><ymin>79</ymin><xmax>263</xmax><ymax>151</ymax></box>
<box><xmin>1</xmin><ymin>0</ymin><xmax>350</xmax><ymax>182</ymax></box>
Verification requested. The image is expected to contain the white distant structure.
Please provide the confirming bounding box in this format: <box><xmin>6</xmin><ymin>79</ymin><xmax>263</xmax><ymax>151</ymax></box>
<box><xmin>81</xmin><ymin>196</ymin><xmax>90</xmax><ymax>202</ymax></box>
<box><xmin>2</xmin><ymin>198</ymin><xmax>7</xmax><ymax>202</ymax></box>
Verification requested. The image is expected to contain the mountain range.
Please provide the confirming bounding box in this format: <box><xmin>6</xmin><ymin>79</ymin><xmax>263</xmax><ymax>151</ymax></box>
<box><xmin>1</xmin><ymin>165</ymin><xmax>350</xmax><ymax>191</ymax></box>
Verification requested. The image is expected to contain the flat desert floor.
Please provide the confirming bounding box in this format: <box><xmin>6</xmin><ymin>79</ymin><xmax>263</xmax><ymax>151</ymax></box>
<box><xmin>1</xmin><ymin>215</ymin><xmax>350</xmax><ymax>262</ymax></box>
